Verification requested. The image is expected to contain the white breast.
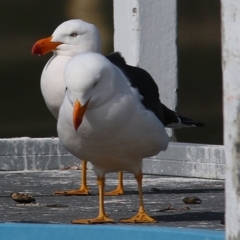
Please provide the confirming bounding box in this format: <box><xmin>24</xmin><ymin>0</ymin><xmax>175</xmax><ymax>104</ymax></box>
<box><xmin>40</xmin><ymin>55</ymin><xmax>70</xmax><ymax>119</ymax></box>
<box><xmin>57</xmin><ymin>80</ymin><xmax>169</xmax><ymax>176</ymax></box>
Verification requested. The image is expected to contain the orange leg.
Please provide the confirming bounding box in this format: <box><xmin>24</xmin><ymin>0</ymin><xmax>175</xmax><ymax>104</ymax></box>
<box><xmin>119</xmin><ymin>172</ymin><xmax>157</xmax><ymax>223</ymax></box>
<box><xmin>54</xmin><ymin>160</ymin><xmax>90</xmax><ymax>195</ymax></box>
<box><xmin>105</xmin><ymin>171</ymin><xmax>124</xmax><ymax>196</ymax></box>
<box><xmin>71</xmin><ymin>176</ymin><xmax>114</xmax><ymax>224</ymax></box>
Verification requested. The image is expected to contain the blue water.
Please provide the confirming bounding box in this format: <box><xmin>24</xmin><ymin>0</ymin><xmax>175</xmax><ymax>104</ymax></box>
<box><xmin>0</xmin><ymin>223</ymin><xmax>224</xmax><ymax>240</ymax></box>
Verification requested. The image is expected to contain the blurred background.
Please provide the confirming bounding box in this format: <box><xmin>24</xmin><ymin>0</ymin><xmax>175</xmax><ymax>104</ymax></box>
<box><xmin>0</xmin><ymin>0</ymin><xmax>222</xmax><ymax>145</ymax></box>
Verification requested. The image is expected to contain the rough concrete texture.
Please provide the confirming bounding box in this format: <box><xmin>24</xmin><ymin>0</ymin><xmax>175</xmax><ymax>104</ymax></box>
<box><xmin>0</xmin><ymin>139</ymin><xmax>225</xmax><ymax>179</ymax></box>
<box><xmin>0</xmin><ymin>170</ymin><xmax>224</xmax><ymax>230</ymax></box>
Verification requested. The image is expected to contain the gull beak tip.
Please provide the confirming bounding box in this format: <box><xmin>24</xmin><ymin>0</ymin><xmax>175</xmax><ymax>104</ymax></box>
<box><xmin>73</xmin><ymin>100</ymin><xmax>89</xmax><ymax>131</ymax></box>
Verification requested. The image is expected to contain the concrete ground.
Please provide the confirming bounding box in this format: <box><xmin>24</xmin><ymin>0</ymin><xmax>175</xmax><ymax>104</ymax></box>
<box><xmin>0</xmin><ymin>170</ymin><xmax>224</xmax><ymax>231</ymax></box>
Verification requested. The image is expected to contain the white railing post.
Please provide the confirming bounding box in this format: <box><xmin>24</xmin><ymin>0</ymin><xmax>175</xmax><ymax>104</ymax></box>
<box><xmin>112</xmin><ymin>0</ymin><xmax>225</xmax><ymax>181</ymax></box>
<box><xmin>221</xmin><ymin>0</ymin><xmax>240</xmax><ymax>238</ymax></box>
<box><xmin>113</xmin><ymin>0</ymin><xmax>177</xmax><ymax>127</ymax></box>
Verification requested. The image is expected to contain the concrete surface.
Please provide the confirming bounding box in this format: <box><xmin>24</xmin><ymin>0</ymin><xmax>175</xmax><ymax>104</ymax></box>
<box><xmin>0</xmin><ymin>170</ymin><xmax>224</xmax><ymax>230</ymax></box>
<box><xmin>0</xmin><ymin>138</ymin><xmax>225</xmax><ymax>179</ymax></box>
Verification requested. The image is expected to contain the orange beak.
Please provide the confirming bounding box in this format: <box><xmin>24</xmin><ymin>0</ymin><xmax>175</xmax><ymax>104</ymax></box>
<box><xmin>73</xmin><ymin>100</ymin><xmax>89</xmax><ymax>131</ymax></box>
<box><xmin>31</xmin><ymin>36</ymin><xmax>62</xmax><ymax>55</ymax></box>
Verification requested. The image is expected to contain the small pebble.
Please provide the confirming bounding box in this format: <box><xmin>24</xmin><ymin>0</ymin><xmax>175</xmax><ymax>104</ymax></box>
<box><xmin>11</xmin><ymin>192</ymin><xmax>36</xmax><ymax>204</ymax></box>
<box><xmin>183</xmin><ymin>196</ymin><xmax>202</xmax><ymax>204</ymax></box>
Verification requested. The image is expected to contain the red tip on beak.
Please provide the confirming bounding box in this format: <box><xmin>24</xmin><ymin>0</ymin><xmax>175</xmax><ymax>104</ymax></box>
<box><xmin>31</xmin><ymin>36</ymin><xmax>62</xmax><ymax>55</ymax></box>
<box><xmin>73</xmin><ymin>100</ymin><xmax>89</xmax><ymax>131</ymax></box>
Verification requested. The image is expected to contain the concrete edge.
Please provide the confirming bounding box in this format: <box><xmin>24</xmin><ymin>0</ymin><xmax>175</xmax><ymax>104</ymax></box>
<box><xmin>144</xmin><ymin>142</ymin><xmax>225</xmax><ymax>179</ymax></box>
<box><xmin>0</xmin><ymin>138</ymin><xmax>225</xmax><ymax>179</ymax></box>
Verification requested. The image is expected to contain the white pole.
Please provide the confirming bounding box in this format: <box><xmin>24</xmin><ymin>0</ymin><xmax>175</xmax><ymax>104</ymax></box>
<box><xmin>113</xmin><ymin>0</ymin><xmax>177</xmax><ymax>112</ymax></box>
<box><xmin>222</xmin><ymin>0</ymin><xmax>240</xmax><ymax>238</ymax></box>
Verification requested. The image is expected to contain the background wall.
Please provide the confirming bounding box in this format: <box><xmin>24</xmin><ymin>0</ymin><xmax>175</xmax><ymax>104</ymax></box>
<box><xmin>176</xmin><ymin>0</ymin><xmax>222</xmax><ymax>145</ymax></box>
<box><xmin>0</xmin><ymin>0</ymin><xmax>222</xmax><ymax>145</ymax></box>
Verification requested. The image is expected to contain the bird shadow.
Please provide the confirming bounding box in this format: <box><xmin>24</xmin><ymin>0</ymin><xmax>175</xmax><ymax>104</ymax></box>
<box><xmin>153</xmin><ymin>211</ymin><xmax>224</xmax><ymax>222</ymax></box>
<box><xmin>103</xmin><ymin>188</ymin><xmax>224</xmax><ymax>196</ymax></box>
<box><xmin>145</xmin><ymin>188</ymin><xmax>224</xmax><ymax>195</ymax></box>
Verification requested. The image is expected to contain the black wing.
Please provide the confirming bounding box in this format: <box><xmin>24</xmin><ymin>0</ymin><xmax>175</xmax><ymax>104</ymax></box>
<box><xmin>106</xmin><ymin>52</ymin><xmax>204</xmax><ymax>128</ymax></box>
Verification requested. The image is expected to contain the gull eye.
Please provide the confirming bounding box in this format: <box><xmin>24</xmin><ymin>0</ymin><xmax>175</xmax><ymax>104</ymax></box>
<box><xmin>70</xmin><ymin>33</ymin><xmax>78</xmax><ymax>37</ymax></box>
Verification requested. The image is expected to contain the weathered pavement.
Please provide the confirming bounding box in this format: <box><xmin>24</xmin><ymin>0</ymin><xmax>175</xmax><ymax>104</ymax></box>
<box><xmin>0</xmin><ymin>170</ymin><xmax>224</xmax><ymax>230</ymax></box>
